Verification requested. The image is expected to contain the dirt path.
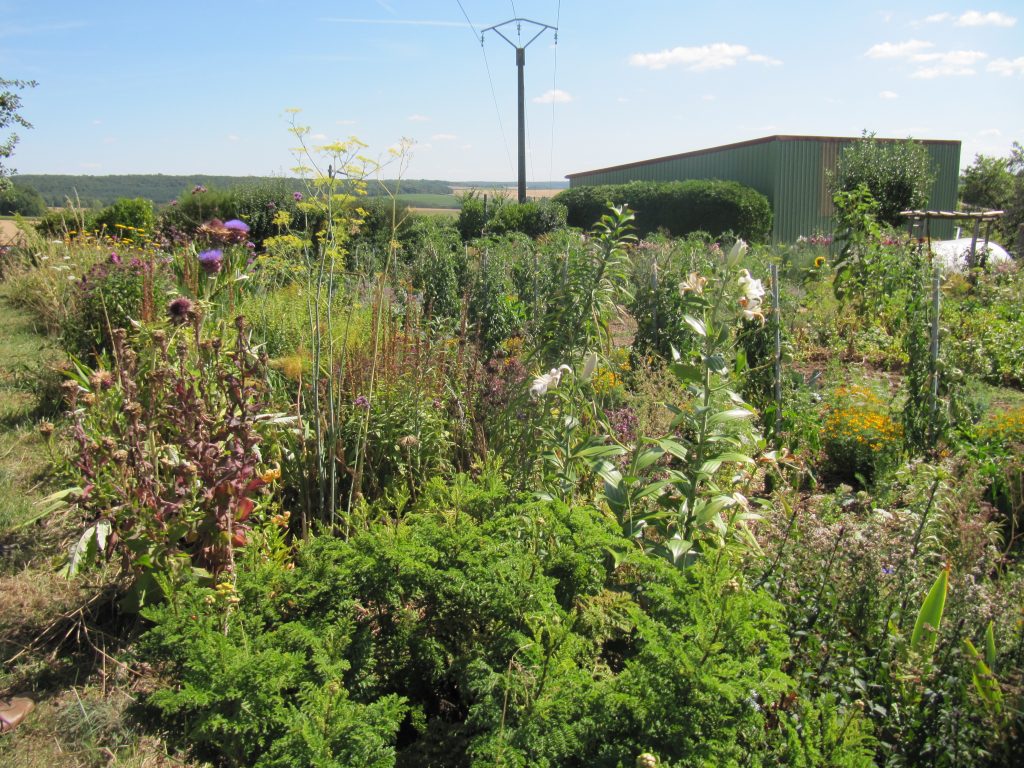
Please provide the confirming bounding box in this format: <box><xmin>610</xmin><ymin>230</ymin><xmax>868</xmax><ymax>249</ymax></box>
<box><xmin>0</xmin><ymin>219</ymin><xmax>26</xmax><ymax>246</ymax></box>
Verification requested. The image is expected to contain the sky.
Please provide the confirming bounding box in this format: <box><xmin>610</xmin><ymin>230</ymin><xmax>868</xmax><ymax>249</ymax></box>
<box><xmin>3</xmin><ymin>1</ymin><xmax>1022</xmax><ymax>183</ymax></box>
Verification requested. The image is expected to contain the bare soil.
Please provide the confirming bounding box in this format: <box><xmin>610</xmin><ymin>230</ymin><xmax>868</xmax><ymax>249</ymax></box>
<box><xmin>0</xmin><ymin>219</ymin><xmax>25</xmax><ymax>246</ymax></box>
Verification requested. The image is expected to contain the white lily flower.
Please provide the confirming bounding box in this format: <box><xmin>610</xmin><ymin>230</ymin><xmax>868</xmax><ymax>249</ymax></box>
<box><xmin>728</xmin><ymin>238</ymin><xmax>749</xmax><ymax>262</ymax></box>
<box><xmin>737</xmin><ymin>269</ymin><xmax>766</xmax><ymax>323</ymax></box>
<box><xmin>529</xmin><ymin>364</ymin><xmax>573</xmax><ymax>399</ymax></box>
<box><xmin>581</xmin><ymin>352</ymin><xmax>598</xmax><ymax>382</ymax></box>
<box><xmin>679</xmin><ymin>271</ymin><xmax>708</xmax><ymax>296</ymax></box>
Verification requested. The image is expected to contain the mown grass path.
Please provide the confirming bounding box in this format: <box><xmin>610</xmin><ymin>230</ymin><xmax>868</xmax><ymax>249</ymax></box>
<box><xmin>0</xmin><ymin>297</ymin><xmax>58</xmax><ymax>537</ymax></box>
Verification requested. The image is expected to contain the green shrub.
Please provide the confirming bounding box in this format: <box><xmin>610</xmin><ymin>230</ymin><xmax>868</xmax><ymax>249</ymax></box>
<box><xmin>61</xmin><ymin>254</ymin><xmax>153</xmax><ymax>357</ymax></box>
<box><xmin>137</xmin><ymin>484</ymin><xmax>877</xmax><ymax>767</ymax></box>
<box><xmin>159</xmin><ymin>179</ymin><xmax>313</xmax><ymax>248</ymax></box>
<box><xmin>92</xmin><ymin>197</ymin><xmax>155</xmax><ymax>237</ymax></box>
<box><xmin>830</xmin><ymin>132</ymin><xmax>935</xmax><ymax>228</ymax></box>
<box><xmin>555</xmin><ymin>179</ymin><xmax>773</xmax><ymax>242</ymax></box>
<box><xmin>486</xmin><ymin>199</ymin><xmax>567</xmax><ymax>239</ymax></box>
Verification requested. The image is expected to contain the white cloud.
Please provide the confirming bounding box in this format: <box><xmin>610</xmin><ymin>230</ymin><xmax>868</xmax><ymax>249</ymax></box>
<box><xmin>533</xmin><ymin>88</ymin><xmax>572</xmax><ymax>104</ymax></box>
<box><xmin>866</xmin><ymin>39</ymin><xmax>991</xmax><ymax>78</ymax></box>
<box><xmin>956</xmin><ymin>11</ymin><xmax>1016</xmax><ymax>27</ymax></box>
<box><xmin>227</xmin><ymin>134</ymin><xmax>240</xmax><ymax>142</ymax></box>
<box><xmin>431</xmin><ymin>133</ymin><xmax>457</xmax><ymax>141</ymax></box>
<box><xmin>865</xmin><ymin>39</ymin><xmax>933</xmax><ymax>58</ymax></box>
<box><xmin>879</xmin><ymin>90</ymin><xmax>899</xmax><ymax>99</ymax></box>
<box><xmin>987</xmin><ymin>56</ymin><xmax>1024</xmax><ymax>76</ymax></box>
<box><xmin>911</xmin><ymin>49</ymin><xmax>987</xmax><ymax>78</ymax></box>
<box><xmin>407</xmin><ymin>114</ymin><xmax>429</xmax><ymax>122</ymax></box>
<box><xmin>746</xmin><ymin>53</ymin><xmax>783</xmax><ymax>66</ymax></box>
<box><xmin>924</xmin><ymin>12</ymin><xmax>951</xmax><ymax>24</ymax></box>
<box><xmin>629</xmin><ymin>42</ymin><xmax>781</xmax><ymax>71</ymax></box>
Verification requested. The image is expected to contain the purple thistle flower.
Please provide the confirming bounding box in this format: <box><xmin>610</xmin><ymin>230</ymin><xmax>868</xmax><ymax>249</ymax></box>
<box><xmin>198</xmin><ymin>248</ymin><xmax>224</xmax><ymax>275</ymax></box>
<box><xmin>293</xmin><ymin>191</ymin><xmax>303</xmax><ymax>202</ymax></box>
<box><xmin>192</xmin><ymin>184</ymin><xmax>207</xmax><ymax>195</ymax></box>
<box><xmin>168</xmin><ymin>296</ymin><xmax>194</xmax><ymax>324</ymax></box>
<box><xmin>224</xmin><ymin>219</ymin><xmax>250</xmax><ymax>234</ymax></box>
<box><xmin>245</xmin><ymin>241</ymin><xmax>255</xmax><ymax>250</ymax></box>
<box><xmin>109</xmin><ymin>252</ymin><xmax>121</xmax><ymax>265</ymax></box>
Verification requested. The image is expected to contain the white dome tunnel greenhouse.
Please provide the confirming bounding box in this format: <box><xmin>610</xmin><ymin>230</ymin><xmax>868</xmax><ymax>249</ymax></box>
<box><xmin>901</xmin><ymin>209</ymin><xmax>1012</xmax><ymax>272</ymax></box>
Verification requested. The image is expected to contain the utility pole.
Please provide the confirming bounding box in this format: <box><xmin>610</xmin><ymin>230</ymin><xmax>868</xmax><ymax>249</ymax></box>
<box><xmin>481</xmin><ymin>18</ymin><xmax>557</xmax><ymax>204</ymax></box>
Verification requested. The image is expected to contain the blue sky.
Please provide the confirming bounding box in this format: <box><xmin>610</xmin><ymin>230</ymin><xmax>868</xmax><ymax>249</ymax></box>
<box><xmin>3</xmin><ymin>1</ymin><xmax>1022</xmax><ymax>182</ymax></box>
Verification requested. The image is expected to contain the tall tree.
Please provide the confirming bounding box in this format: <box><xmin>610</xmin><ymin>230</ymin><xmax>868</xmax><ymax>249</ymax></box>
<box><xmin>1</xmin><ymin>77</ymin><xmax>38</xmax><ymax>191</ymax></box>
<box><xmin>830</xmin><ymin>131</ymin><xmax>935</xmax><ymax>227</ymax></box>
<box><xmin>959</xmin><ymin>153</ymin><xmax>1014</xmax><ymax>211</ymax></box>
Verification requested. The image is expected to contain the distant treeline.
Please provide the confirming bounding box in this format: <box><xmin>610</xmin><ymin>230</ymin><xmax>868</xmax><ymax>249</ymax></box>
<box><xmin>11</xmin><ymin>174</ymin><xmax>455</xmax><ymax>207</ymax></box>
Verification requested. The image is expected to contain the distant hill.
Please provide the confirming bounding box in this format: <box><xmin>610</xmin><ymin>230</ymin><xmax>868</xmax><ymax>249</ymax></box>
<box><xmin>11</xmin><ymin>174</ymin><xmax>456</xmax><ymax>207</ymax></box>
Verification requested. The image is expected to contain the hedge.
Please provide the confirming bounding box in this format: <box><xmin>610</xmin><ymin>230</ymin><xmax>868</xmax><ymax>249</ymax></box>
<box><xmin>554</xmin><ymin>179</ymin><xmax>772</xmax><ymax>242</ymax></box>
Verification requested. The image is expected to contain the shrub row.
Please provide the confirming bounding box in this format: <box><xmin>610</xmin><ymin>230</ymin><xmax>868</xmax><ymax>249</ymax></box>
<box><xmin>554</xmin><ymin>179</ymin><xmax>773</xmax><ymax>242</ymax></box>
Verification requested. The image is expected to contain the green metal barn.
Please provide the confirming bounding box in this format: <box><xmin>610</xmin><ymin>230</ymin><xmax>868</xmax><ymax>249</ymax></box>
<box><xmin>565</xmin><ymin>135</ymin><xmax>962</xmax><ymax>242</ymax></box>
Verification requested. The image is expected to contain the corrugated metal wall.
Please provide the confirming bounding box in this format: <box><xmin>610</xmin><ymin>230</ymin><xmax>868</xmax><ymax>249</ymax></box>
<box><xmin>568</xmin><ymin>136</ymin><xmax>961</xmax><ymax>242</ymax></box>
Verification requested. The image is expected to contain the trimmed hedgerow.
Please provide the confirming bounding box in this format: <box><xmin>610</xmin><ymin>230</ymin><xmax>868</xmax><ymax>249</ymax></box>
<box><xmin>555</xmin><ymin>179</ymin><xmax>772</xmax><ymax>242</ymax></box>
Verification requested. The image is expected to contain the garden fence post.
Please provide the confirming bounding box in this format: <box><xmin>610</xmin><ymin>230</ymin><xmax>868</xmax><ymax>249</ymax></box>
<box><xmin>651</xmin><ymin>260</ymin><xmax>659</xmax><ymax>344</ymax></box>
<box><xmin>929</xmin><ymin>266</ymin><xmax>941</xmax><ymax>445</ymax></box>
<box><xmin>771</xmin><ymin>262</ymin><xmax>782</xmax><ymax>438</ymax></box>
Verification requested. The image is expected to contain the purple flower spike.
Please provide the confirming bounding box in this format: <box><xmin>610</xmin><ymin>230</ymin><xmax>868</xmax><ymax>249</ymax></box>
<box><xmin>224</xmin><ymin>219</ymin><xmax>250</xmax><ymax>234</ymax></box>
<box><xmin>198</xmin><ymin>248</ymin><xmax>224</xmax><ymax>275</ymax></box>
<box><xmin>354</xmin><ymin>395</ymin><xmax>370</xmax><ymax>410</ymax></box>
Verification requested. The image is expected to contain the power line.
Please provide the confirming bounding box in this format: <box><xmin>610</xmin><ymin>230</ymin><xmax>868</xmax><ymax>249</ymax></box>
<box><xmin>548</xmin><ymin>0</ymin><xmax>561</xmax><ymax>184</ymax></box>
<box><xmin>458</xmin><ymin>0</ymin><xmax>516</xmax><ymax>177</ymax></box>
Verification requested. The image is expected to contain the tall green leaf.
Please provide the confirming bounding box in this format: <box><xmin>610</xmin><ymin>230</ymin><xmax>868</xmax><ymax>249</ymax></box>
<box><xmin>910</xmin><ymin>566</ymin><xmax>949</xmax><ymax>656</ymax></box>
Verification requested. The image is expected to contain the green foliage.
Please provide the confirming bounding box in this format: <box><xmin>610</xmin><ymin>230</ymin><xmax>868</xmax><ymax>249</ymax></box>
<box><xmin>539</xmin><ymin>205</ymin><xmax>635</xmax><ymax>360</ymax></box>
<box><xmin>627</xmin><ymin>234</ymin><xmax>715</xmax><ymax>361</ymax></box>
<box><xmin>61</xmin><ymin>253</ymin><xmax>160</xmax><ymax>358</ymax></box>
<box><xmin>830</xmin><ymin>132</ymin><xmax>935</xmax><ymax>227</ymax></box>
<box><xmin>159</xmin><ymin>178</ymin><xmax>312</xmax><ymax>248</ymax></box>
<box><xmin>486</xmin><ymin>199</ymin><xmax>567</xmax><ymax>239</ymax></box>
<box><xmin>0</xmin><ymin>77</ymin><xmax>36</xmax><ymax>188</ymax></box>
<box><xmin>0</xmin><ymin>181</ymin><xmax>46</xmax><ymax>215</ymax></box>
<box><xmin>457</xmin><ymin>190</ymin><xmax>487</xmax><ymax>241</ymax></box>
<box><xmin>944</xmin><ymin>262</ymin><xmax>1024</xmax><ymax>386</ymax></box>
<box><xmin>821</xmin><ymin>384</ymin><xmax>903</xmax><ymax>485</ymax></box>
<box><xmin>137</xmin><ymin>482</ymin><xmax>877</xmax><ymax>767</ymax></box>
<box><xmin>599</xmin><ymin>240</ymin><xmax>768</xmax><ymax>568</ymax></box>
<box><xmin>900</xmin><ymin>263</ymin><xmax>974</xmax><ymax>454</ymax></box>
<box><xmin>92</xmin><ymin>197</ymin><xmax>155</xmax><ymax>236</ymax></box>
<box><xmin>62</xmin><ymin>320</ymin><xmax>284</xmax><ymax>605</ymax></box>
<box><xmin>555</xmin><ymin>179</ymin><xmax>773</xmax><ymax>242</ymax></box>
<box><xmin>960</xmin><ymin>153</ymin><xmax>1015</xmax><ymax>211</ymax></box>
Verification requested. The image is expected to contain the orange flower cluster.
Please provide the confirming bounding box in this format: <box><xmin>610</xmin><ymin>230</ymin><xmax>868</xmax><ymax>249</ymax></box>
<box><xmin>979</xmin><ymin>406</ymin><xmax>1024</xmax><ymax>444</ymax></box>
<box><xmin>823</xmin><ymin>385</ymin><xmax>902</xmax><ymax>456</ymax></box>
